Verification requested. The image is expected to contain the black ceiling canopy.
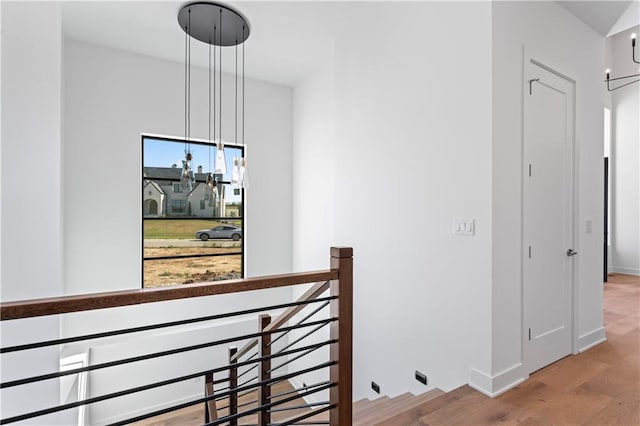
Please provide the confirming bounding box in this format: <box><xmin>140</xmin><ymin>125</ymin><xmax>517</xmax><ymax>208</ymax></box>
<box><xmin>178</xmin><ymin>1</ymin><xmax>250</xmax><ymax>46</ymax></box>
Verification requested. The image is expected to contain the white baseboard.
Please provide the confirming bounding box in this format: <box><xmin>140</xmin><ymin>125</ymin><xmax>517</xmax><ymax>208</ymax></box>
<box><xmin>610</xmin><ymin>266</ymin><xmax>640</xmax><ymax>276</ymax></box>
<box><xmin>92</xmin><ymin>393</ymin><xmax>201</xmax><ymax>426</ymax></box>
<box><xmin>578</xmin><ymin>327</ymin><xmax>606</xmax><ymax>352</ymax></box>
<box><xmin>469</xmin><ymin>364</ymin><xmax>527</xmax><ymax>398</ymax></box>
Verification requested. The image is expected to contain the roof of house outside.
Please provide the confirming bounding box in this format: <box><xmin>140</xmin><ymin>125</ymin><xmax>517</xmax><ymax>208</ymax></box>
<box><xmin>143</xmin><ymin>166</ymin><xmax>211</xmax><ymax>183</ymax></box>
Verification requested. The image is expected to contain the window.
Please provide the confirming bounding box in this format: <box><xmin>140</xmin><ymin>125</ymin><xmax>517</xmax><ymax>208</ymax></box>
<box><xmin>142</xmin><ymin>135</ymin><xmax>245</xmax><ymax>288</ymax></box>
<box><xmin>170</xmin><ymin>199</ymin><xmax>188</xmax><ymax>213</ymax></box>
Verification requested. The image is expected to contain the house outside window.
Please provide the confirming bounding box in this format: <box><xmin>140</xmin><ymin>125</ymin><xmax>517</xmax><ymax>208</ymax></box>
<box><xmin>170</xmin><ymin>199</ymin><xmax>187</xmax><ymax>213</ymax></box>
<box><xmin>142</xmin><ymin>135</ymin><xmax>245</xmax><ymax>288</ymax></box>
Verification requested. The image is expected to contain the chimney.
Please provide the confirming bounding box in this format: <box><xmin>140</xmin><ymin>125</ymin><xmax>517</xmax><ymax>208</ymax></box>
<box><xmin>197</xmin><ymin>165</ymin><xmax>203</xmax><ymax>174</ymax></box>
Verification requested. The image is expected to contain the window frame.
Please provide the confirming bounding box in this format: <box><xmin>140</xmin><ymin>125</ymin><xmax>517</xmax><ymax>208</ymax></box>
<box><xmin>141</xmin><ymin>134</ymin><xmax>245</xmax><ymax>288</ymax></box>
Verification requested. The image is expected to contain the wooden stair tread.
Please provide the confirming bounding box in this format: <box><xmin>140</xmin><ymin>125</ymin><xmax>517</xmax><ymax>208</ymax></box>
<box><xmin>370</xmin><ymin>389</ymin><xmax>445</xmax><ymax>425</ymax></box>
<box><xmin>353</xmin><ymin>393</ymin><xmax>413</xmax><ymax>426</ymax></box>
<box><xmin>353</xmin><ymin>396</ymin><xmax>390</xmax><ymax>416</ymax></box>
<box><xmin>374</xmin><ymin>386</ymin><xmax>474</xmax><ymax>425</ymax></box>
<box><xmin>415</xmin><ymin>385</ymin><xmax>498</xmax><ymax>425</ymax></box>
<box><xmin>352</xmin><ymin>398</ymin><xmax>372</xmax><ymax>413</ymax></box>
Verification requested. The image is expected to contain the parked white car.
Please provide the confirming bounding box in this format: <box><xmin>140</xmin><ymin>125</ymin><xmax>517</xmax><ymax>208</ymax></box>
<box><xmin>195</xmin><ymin>225</ymin><xmax>242</xmax><ymax>241</ymax></box>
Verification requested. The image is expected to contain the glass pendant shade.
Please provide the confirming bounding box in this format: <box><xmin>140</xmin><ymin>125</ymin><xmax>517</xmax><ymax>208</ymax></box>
<box><xmin>215</xmin><ymin>142</ymin><xmax>227</xmax><ymax>175</ymax></box>
<box><xmin>232</xmin><ymin>157</ymin><xmax>240</xmax><ymax>185</ymax></box>
<box><xmin>180</xmin><ymin>152</ymin><xmax>194</xmax><ymax>191</ymax></box>
<box><xmin>239</xmin><ymin>157</ymin><xmax>248</xmax><ymax>188</ymax></box>
<box><xmin>206</xmin><ymin>173</ymin><xmax>216</xmax><ymax>206</ymax></box>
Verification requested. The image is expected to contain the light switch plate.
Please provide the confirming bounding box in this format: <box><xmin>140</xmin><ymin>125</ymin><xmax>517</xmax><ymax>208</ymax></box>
<box><xmin>454</xmin><ymin>219</ymin><xmax>475</xmax><ymax>236</ymax></box>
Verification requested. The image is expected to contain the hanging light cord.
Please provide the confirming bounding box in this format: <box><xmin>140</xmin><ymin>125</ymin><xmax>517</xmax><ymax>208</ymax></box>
<box><xmin>235</xmin><ymin>40</ymin><xmax>238</xmax><ymax>146</ymax></box>
<box><xmin>213</xmin><ymin>26</ymin><xmax>217</xmax><ymax>145</ymax></box>
<box><xmin>208</xmin><ymin>39</ymin><xmax>212</xmax><ymax>174</ymax></box>
<box><xmin>187</xmin><ymin>9</ymin><xmax>192</xmax><ymax>151</ymax></box>
<box><xmin>184</xmin><ymin>26</ymin><xmax>187</xmax><ymax>148</ymax></box>
<box><xmin>219</xmin><ymin>8</ymin><xmax>223</xmax><ymax>146</ymax></box>
<box><xmin>242</xmin><ymin>26</ymin><xmax>245</xmax><ymax>148</ymax></box>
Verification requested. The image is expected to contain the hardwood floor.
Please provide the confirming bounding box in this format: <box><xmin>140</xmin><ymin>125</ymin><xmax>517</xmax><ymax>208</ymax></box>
<box><xmin>377</xmin><ymin>273</ymin><xmax>640</xmax><ymax>425</ymax></box>
<box><xmin>134</xmin><ymin>274</ymin><xmax>639</xmax><ymax>425</ymax></box>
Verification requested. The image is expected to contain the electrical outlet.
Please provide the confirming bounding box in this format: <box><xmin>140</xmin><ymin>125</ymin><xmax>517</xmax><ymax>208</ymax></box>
<box><xmin>371</xmin><ymin>381</ymin><xmax>380</xmax><ymax>394</ymax></box>
<box><xmin>415</xmin><ymin>371</ymin><xmax>427</xmax><ymax>385</ymax></box>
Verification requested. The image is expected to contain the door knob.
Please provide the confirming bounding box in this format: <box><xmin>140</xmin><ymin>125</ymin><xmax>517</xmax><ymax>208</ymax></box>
<box><xmin>567</xmin><ymin>249</ymin><xmax>578</xmax><ymax>257</ymax></box>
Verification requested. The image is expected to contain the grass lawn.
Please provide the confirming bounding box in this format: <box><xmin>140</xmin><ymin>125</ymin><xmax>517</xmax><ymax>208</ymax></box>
<box><xmin>143</xmin><ymin>219</ymin><xmax>241</xmax><ymax>239</ymax></box>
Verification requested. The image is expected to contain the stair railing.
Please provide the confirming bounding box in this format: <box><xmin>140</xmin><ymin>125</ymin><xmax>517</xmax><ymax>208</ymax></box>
<box><xmin>0</xmin><ymin>246</ymin><xmax>352</xmax><ymax>426</ymax></box>
<box><xmin>208</xmin><ymin>278</ymin><xmax>336</xmax><ymax>425</ymax></box>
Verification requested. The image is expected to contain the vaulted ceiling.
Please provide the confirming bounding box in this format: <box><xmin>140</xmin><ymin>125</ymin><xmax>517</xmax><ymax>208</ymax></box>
<box><xmin>556</xmin><ymin>1</ymin><xmax>637</xmax><ymax>36</ymax></box>
<box><xmin>62</xmin><ymin>1</ymin><xmax>350</xmax><ymax>87</ymax></box>
<box><xmin>62</xmin><ymin>1</ymin><xmax>639</xmax><ymax>88</ymax></box>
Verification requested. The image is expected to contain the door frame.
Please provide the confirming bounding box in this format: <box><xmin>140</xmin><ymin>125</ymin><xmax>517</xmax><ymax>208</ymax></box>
<box><xmin>521</xmin><ymin>51</ymin><xmax>580</xmax><ymax>374</ymax></box>
<box><xmin>604</xmin><ymin>157</ymin><xmax>608</xmax><ymax>282</ymax></box>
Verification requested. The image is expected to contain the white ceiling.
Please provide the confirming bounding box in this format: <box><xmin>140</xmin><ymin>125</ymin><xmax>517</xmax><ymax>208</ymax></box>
<box><xmin>62</xmin><ymin>1</ymin><xmax>640</xmax><ymax>88</ymax></box>
<box><xmin>557</xmin><ymin>1</ymin><xmax>637</xmax><ymax>36</ymax></box>
<box><xmin>62</xmin><ymin>1</ymin><xmax>354</xmax><ymax>87</ymax></box>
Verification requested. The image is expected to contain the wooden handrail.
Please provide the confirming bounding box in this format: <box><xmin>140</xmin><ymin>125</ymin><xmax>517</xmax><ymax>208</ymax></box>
<box><xmin>264</xmin><ymin>280</ymin><xmax>330</xmax><ymax>333</ymax></box>
<box><xmin>329</xmin><ymin>246</ymin><xmax>353</xmax><ymax>426</ymax></box>
<box><xmin>230</xmin><ymin>280</ymin><xmax>330</xmax><ymax>362</ymax></box>
<box><xmin>0</xmin><ymin>247</ymin><xmax>353</xmax><ymax>426</ymax></box>
<box><xmin>0</xmin><ymin>270</ymin><xmax>338</xmax><ymax>321</ymax></box>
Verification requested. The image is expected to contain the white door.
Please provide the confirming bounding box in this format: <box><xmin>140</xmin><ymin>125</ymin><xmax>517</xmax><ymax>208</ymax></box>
<box><xmin>523</xmin><ymin>61</ymin><xmax>575</xmax><ymax>373</ymax></box>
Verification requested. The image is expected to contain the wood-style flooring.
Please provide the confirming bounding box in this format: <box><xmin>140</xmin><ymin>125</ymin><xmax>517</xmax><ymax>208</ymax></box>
<box><xmin>135</xmin><ymin>274</ymin><xmax>639</xmax><ymax>425</ymax></box>
<box><xmin>373</xmin><ymin>273</ymin><xmax>640</xmax><ymax>426</ymax></box>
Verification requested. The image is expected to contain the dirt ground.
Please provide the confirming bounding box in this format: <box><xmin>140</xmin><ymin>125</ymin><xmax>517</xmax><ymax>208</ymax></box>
<box><xmin>143</xmin><ymin>246</ymin><xmax>242</xmax><ymax>288</ymax></box>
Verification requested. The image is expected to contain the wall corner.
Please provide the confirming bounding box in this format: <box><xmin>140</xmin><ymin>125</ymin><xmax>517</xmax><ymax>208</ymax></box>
<box><xmin>469</xmin><ymin>364</ymin><xmax>527</xmax><ymax>398</ymax></box>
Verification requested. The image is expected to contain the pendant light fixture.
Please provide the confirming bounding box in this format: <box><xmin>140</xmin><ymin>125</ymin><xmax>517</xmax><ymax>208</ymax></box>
<box><xmin>231</xmin><ymin>38</ymin><xmax>248</xmax><ymax>187</ymax></box>
<box><xmin>238</xmin><ymin>35</ymin><xmax>248</xmax><ymax>188</ymax></box>
<box><xmin>178</xmin><ymin>1</ymin><xmax>250</xmax><ymax>189</ymax></box>
<box><xmin>206</xmin><ymin>40</ymin><xmax>217</xmax><ymax>205</ymax></box>
<box><xmin>181</xmin><ymin>8</ymin><xmax>195</xmax><ymax>191</ymax></box>
<box><xmin>214</xmin><ymin>7</ymin><xmax>227</xmax><ymax>176</ymax></box>
<box><xmin>605</xmin><ymin>33</ymin><xmax>640</xmax><ymax>92</ymax></box>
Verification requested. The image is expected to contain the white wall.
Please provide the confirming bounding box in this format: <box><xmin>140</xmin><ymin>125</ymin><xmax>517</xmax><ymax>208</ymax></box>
<box><xmin>609</xmin><ymin>26</ymin><xmax>640</xmax><ymax>276</ymax></box>
<box><xmin>290</xmin><ymin>62</ymin><xmax>335</xmax><ymax>401</ymax></box>
<box><xmin>487</xmin><ymin>1</ymin><xmax>605</xmax><ymax>396</ymax></box>
<box><xmin>61</xmin><ymin>38</ymin><xmax>294</xmax><ymax>421</ymax></box>
<box><xmin>1</xmin><ymin>21</ymin><xmax>294</xmax><ymax>424</ymax></box>
<box><xmin>293</xmin><ymin>2</ymin><xmax>493</xmax><ymax>400</ymax></box>
<box><xmin>0</xmin><ymin>2</ymin><xmax>68</xmax><ymax>424</ymax></box>
<box><xmin>1</xmin><ymin>4</ymin><xmax>63</xmax><ymax>301</ymax></box>
<box><xmin>63</xmin><ymin>39</ymin><xmax>292</xmax><ymax>296</ymax></box>
<box><xmin>292</xmin><ymin>63</ymin><xmax>335</xmax><ymax>274</ymax></box>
